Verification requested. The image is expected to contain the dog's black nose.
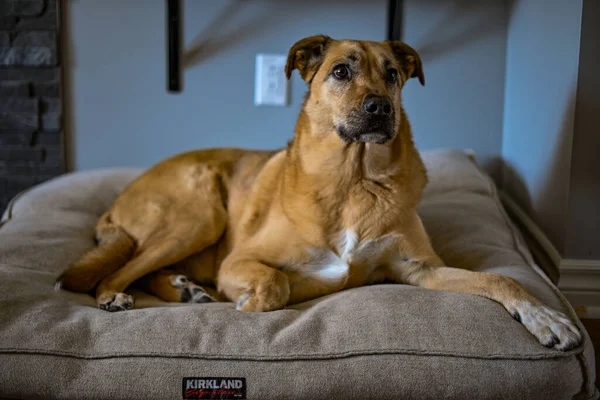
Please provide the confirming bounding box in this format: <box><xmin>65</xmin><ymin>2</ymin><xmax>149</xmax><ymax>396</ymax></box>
<box><xmin>362</xmin><ymin>95</ymin><xmax>392</xmax><ymax>116</ymax></box>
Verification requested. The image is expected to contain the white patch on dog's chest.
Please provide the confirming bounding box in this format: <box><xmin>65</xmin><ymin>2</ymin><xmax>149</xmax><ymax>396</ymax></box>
<box><xmin>285</xmin><ymin>230</ymin><xmax>400</xmax><ymax>286</ymax></box>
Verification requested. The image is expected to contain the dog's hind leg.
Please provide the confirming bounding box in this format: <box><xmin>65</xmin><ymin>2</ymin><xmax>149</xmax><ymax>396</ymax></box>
<box><xmin>137</xmin><ymin>269</ymin><xmax>216</xmax><ymax>304</ymax></box>
<box><xmin>95</xmin><ymin>215</ymin><xmax>225</xmax><ymax>312</ymax></box>
<box><xmin>94</xmin><ymin>177</ymin><xmax>228</xmax><ymax>311</ymax></box>
<box><xmin>95</xmin><ymin>201</ymin><xmax>226</xmax><ymax>311</ymax></box>
<box><xmin>57</xmin><ymin>212</ymin><xmax>135</xmax><ymax>293</ymax></box>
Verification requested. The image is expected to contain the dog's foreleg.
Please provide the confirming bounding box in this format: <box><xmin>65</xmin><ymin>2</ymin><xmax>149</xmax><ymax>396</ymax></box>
<box><xmin>217</xmin><ymin>257</ymin><xmax>290</xmax><ymax>312</ymax></box>
<box><xmin>389</xmin><ymin>215</ymin><xmax>582</xmax><ymax>351</ymax></box>
<box><xmin>405</xmin><ymin>266</ymin><xmax>581</xmax><ymax>350</ymax></box>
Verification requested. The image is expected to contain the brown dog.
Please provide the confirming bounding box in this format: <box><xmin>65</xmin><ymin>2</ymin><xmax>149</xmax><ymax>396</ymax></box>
<box><xmin>57</xmin><ymin>36</ymin><xmax>581</xmax><ymax>351</ymax></box>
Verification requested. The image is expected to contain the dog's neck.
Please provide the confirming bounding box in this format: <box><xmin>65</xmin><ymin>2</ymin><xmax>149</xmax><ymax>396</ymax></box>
<box><xmin>281</xmin><ymin>107</ymin><xmax>425</xmax><ymax>242</ymax></box>
<box><xmin>286</xmin><ymin>107</ymin><xmax>414</xmax><ymax>190</ymax></box>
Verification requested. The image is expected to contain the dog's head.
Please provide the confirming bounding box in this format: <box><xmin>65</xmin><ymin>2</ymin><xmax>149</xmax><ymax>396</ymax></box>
<box><xmin>286</xmin><ymin>36</ymin><xmax>424</xmax><ymax>145</ymax></box>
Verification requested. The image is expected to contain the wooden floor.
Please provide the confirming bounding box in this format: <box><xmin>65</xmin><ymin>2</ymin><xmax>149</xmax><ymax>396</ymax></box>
<box><xmin>581</xmin><ymin>319</ymin><xmax>600</xmax><ymax>388</ymax></box>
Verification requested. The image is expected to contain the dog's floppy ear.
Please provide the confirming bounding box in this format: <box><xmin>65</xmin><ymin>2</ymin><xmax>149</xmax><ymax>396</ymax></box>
<box><xmin>285</xmin><ymin>35</ymin><xmax>331</xmax><ymax>82</ymax></box>
<box><xmin>388</xmin><ymin>41</ymin><xmax>425</xmax><ymax>86</ymax></box>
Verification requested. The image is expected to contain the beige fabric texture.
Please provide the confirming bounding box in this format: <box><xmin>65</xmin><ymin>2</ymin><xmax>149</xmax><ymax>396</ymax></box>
<box><xmin>0</xmin><ymin>149</ymin><xmax>596</xmax><ymax>400</ymax></box>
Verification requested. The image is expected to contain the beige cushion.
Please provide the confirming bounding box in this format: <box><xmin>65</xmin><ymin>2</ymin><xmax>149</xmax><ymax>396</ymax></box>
<box><xmin>0</xmin><ymin>149</ymin><xmax>596</xmax><ymax>399</ymax></box>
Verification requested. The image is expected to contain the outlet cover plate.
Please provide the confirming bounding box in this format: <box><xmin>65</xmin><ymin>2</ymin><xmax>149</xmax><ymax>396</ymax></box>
<box><xmin>254</xmin><ymin>54</ymin><xmax>288</xmax><ymax>106</ymax></box>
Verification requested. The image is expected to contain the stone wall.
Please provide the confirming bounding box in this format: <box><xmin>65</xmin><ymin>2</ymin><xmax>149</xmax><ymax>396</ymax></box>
<box><xmin>0</xmin><ymin>0</ymin><xmax>62</xmax><ymax>213</ymax></box>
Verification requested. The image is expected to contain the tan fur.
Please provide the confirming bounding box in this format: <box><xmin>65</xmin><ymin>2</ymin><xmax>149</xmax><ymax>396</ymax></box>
<box><xmin>57</xmin><ymin>37</ymin><xmax>580</xmax><ymax>350</ymax></box>
<box><xmin>57</xmin><ymin>212</ymin><xmax>135</xmax><ymax>292</ymax></box>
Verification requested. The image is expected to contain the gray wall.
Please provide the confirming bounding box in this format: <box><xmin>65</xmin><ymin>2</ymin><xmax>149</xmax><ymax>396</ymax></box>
<box><xmin>565</xmin><ymin>0</ymin><xmax>600</xmax><ymax>259</ymax></box>
<box><xmin>501</xmin><ymin>0</ymin><xmax>583</xmax><ymax>254</ymax></box>
<box><xmin>403</xmin><ymin>0</ymin><xmax>508</xmax><ymax>176</ymax></box>
<box><xmin>66</xmin><ymin>0</ymin><xmax>386</xmax><ymax>170</ymax></box>
<box><xmin>65</xmin><ymin>0</ymin><xmax>509</xmax><ymax>171</ymax></box>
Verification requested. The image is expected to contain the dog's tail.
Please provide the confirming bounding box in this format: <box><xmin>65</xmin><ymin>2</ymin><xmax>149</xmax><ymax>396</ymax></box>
<box><xmin>56</xmin><ymin>212</ymin><xmax>136</xmax><ymax>293</ymax></box>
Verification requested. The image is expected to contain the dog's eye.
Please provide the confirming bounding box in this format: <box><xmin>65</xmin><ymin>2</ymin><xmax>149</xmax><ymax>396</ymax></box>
<box><xmin>387</xmin><ymin>68</ymin><xmax>398</xmax><ymax>84</ymax></box>
<box><xmin>333</xmin><ymin>64</ymin><xmax>350</xmax><ymax>80</ymax></box>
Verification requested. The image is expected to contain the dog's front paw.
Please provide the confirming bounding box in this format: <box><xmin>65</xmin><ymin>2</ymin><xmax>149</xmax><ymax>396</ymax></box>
<box><xmin>235</xmin><ymin>281</ymin><xmax>289</xmax><ymax>312</ymax></box>
<box><xmin>235</xmin><ymin>291</ymin><xmax>287</xmax><ymax>312</ymax></box>
<box><xmin>97</xmin><ymin>292</ymin><xmax>134</xmax><ymax>312</ymax></box>
<box><xmin>510</xmin><ymin>301</ymin><xmax>582</xmax><ymax>351</ymax></box>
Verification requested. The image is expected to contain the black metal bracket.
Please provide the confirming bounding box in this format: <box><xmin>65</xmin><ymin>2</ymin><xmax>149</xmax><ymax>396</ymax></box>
<box><xmin>167</xmin><ymin>0</ymin><xmax>182</xmax><ymax>93</ymax></box>
<box><xmin>387</xmin><ymin>0</ymin><xmax>404</xmax><ymax>41</ymax></box>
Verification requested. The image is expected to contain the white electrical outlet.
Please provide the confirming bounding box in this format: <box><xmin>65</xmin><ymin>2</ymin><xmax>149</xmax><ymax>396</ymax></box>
<box><xmin>254</xmin><ymin>54</ymin><xmax>288</xmax><ymax>106</ymax></box>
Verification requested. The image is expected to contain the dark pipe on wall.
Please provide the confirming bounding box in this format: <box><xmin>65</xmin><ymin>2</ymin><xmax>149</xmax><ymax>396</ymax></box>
<box><xmin>387</xmin><ymin>0</ymin><xmax>403</xmax><ymax>41</ymax></box>
<box><xmin>167</xmin><ymin>0</ymin><xmax>182</xmax><ymax>92</ymax></box>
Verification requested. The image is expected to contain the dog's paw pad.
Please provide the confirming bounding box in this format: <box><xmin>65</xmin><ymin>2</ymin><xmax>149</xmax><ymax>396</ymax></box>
<box><xmin>236</xmin><ymin>293</ymin><xmax>251</xmax><ymax>310</ymax></box>
<box><xmin>98</xmin><ymin>293</ymin><xmax>134</xmax><ymax>312</ymax></box>
<box><xmin>510</xmin><ymin>302</ymin><xmax>582</xmax><ymax>351</ymax></box>
<box><xmin>172</xmin><ymin>275</ymin><xmax>190</xmax><ymax>287</ymax></box>
<box><xmin>180</xmin><ymin>285</ymin><xmax>215</xmax><ymax>304</ymax></box>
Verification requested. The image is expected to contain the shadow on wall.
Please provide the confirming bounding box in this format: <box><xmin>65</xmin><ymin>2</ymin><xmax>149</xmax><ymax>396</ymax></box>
<box><xmin>183</xmin><ymin>0</ymin><xmax>377</xmax><ymax>70</ymax></box>
<box><xmin>499</xmin><ymin>89</ymin><xmax>577</xmax><ymax>255</ymax></box>
<box><xmin>183</xmin><ymin>0</ymin><xmax>505</xmax><ymax>69</ymax></box>
<box><xmin>411</xmin><ymin>0</ymin><xmax>505</xmax><ymax>63</ymax></box>
<box><xmin>183</xmin><ymin>0</ymin><xmax>275</xmax><ymax>69</ymax></box>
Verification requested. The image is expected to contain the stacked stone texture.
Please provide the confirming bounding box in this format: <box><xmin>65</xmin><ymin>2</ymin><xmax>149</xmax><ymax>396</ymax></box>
<box><xmin>0</xmin><ymin>0</ymin><xmax>62</xmax><ymax>213</ymax></box>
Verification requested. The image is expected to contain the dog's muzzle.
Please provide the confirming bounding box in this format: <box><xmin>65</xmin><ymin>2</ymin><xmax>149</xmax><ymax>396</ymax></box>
<box><xmin>337</xmin><ymin>118</ymin><xmax>394</xmax><ymax>144</ymax></box>
<box><xmin>337</xmin><ymin>95</ymin><xmax>395</xmax><ymax>144</ymax></box>
<box><xmin>337</xmin><ymin>117</ymin><xmax>395</xmax><ymax>144</ymax></box>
